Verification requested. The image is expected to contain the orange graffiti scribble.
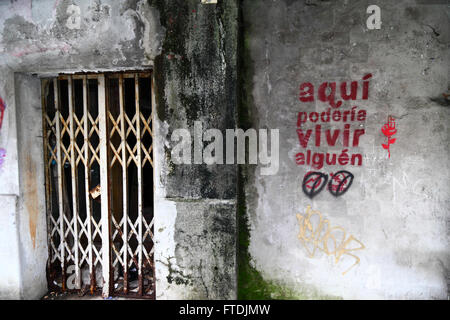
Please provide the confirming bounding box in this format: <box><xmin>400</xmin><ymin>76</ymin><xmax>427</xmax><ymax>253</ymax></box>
<box><xmin>296</xmin><ymin>206</ymin><xmax>365</xmax><ymax>275</ymax></box>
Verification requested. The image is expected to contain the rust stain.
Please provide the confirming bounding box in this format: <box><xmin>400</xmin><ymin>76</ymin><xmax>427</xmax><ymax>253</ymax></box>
<box><xmin>25</xmin><ymin>153</ymin><xmax>38</xmax><ymax>249</ymax></box>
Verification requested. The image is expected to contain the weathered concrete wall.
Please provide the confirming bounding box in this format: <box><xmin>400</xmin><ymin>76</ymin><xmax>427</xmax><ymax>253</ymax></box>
<box><xmin>0</xmin><ymin>0</ymin><xmax>164</xmax><ymax>73</ymax></box>
<box><xmin>0</xmin><ymin>0</ymin><xmax>165</xmax><ymax>300</ymax></box>
<box><xmin>14</xmin><ymin>73</ymin><xmax>48</xmax><ymax>300</ymax></box>
<box><xmin>0</xmin><ymin>66</ymin><xmax>22</xmax><ymax>299</ymax></box>
<box><xmin>0</xmin><ymin>0</ymin><xmax>238</xmax><ymax>300</ymax></box>
<box><xmin>151</xmin><ymin>0</ymin><xmax>238</xmax><ymax>299</ymax></box>
<box><xmin>241</xmin><ymin>0</ymin><xmax>449</xmax><ymax>299</ymax></box>
<box><xmin>2</xmin><ymin>0</ymin><xmax>446</xmax><ymax>301</ymax></box>
<box><xmin>0</xmin><ymin>194</ymin><xmax>21</xmax><ymax>299</ymax></box>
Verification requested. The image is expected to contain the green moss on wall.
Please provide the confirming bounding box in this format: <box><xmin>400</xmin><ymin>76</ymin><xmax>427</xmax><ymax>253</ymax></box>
<box><xmin>238</xmin><ymin>166</ymin><xmax>298</xmax><ymax>300</ymax></box>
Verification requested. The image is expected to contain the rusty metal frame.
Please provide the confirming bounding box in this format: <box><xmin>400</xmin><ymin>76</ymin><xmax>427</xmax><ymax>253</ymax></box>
<box><xmin>41</xmin><ymin>71</ymin><xmax>155</xmax><ymax>299</ymax></box>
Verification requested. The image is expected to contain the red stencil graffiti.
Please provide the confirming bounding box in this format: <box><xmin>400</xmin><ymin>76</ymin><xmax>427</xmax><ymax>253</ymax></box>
<box><xmin>303</xmin><ymin>171</ymin><xmax>354</xmax><ymax>198</ymax></box>
<box><xmin>0</xmin><ymin>97</ymin><xmax>5</xmax><ymax>130</ymax></box>
<box><xmin>381</xmin><ymin>116</ymin><xmax>396</xmax><ymax>158</ymax></box>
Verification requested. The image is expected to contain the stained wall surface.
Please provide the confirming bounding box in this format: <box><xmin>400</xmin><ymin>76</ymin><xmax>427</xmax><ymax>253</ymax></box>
<box><xmin>0</xmin><ymin>0</ymin><xmax>448</xmax><ymax>301</ymax></box>
<box><xmin>241</xmin><ymin>0</ymin><xmax>449</xmax><ymax>299</ymax></box>
<box><xmin>0</xmin><ymin>0</ymin><xmax>238</xmax><ymax>300</ymax></box>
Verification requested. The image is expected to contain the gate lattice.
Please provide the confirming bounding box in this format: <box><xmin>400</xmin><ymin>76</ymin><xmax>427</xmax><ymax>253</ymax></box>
<box><xmin>41</xmin><ymin>72</ymin><xmax>155</xmax><ymax>298</ymax></box>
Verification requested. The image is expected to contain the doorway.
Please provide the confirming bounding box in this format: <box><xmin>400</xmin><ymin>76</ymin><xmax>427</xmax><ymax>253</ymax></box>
<box><xmin>41</xmin><ymin>72</ymin><xmax>155</xmax><ymax>298</ymax></box>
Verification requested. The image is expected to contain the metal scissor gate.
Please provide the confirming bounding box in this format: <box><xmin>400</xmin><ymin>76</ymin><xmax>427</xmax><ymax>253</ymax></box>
<box><xmin>41</xmin><ymin>72</ymin><xmax>155</xmax><ymax>298</ymax></box>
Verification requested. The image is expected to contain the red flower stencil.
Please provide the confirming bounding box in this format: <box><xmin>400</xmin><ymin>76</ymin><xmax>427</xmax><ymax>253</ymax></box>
<box><xmin>381</xmin><ymin>116</ymin><xmax>396</xmax><ymax>158</ymax></box>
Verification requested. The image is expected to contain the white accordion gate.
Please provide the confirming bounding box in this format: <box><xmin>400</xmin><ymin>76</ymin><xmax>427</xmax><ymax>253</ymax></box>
<box><xmin>41</xmin><ymin>72</ymin><xmax>155</xmax><ymax>298</ymax></box>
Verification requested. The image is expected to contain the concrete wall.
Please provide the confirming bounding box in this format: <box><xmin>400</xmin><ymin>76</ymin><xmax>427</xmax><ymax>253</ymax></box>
<box><xmin>1</xmin><ymin>0</ymin><xmax>448</xmax><ymax>301</ymax></box>
<box><xmin>0</xmin><ymin>64</ymin><xmax>21</xmax><ymax>299</ymax></box>
<box><xmin>241</xmin><ymin>0</ymin><xmax>449</xmax><ymax>299</ymax></box>
<box><xmin>0</xmin><ymin>0</ymin><xmax>238</xmax><ymax>299</ymax></box>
